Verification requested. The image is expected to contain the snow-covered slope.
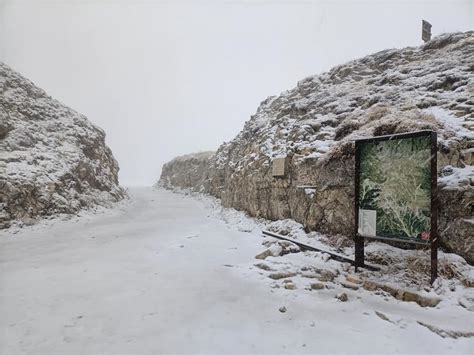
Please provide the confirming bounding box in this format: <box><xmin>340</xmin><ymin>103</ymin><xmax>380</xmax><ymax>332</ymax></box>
<box><xmin>0</xmin><ymin>62</ymin><xmax>126</xmax><ymax>228</ymax></box>
<box><xmin>160</xmin><ymin>32</ymin><xmax>474</xmax><ymax>264</ymax></box>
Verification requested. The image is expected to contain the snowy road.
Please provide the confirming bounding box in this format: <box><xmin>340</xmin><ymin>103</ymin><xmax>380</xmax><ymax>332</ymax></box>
<box><xmin>0</xmin><ymin>188</ymin><xmax>472</xmax><ymax>355</ymax></box>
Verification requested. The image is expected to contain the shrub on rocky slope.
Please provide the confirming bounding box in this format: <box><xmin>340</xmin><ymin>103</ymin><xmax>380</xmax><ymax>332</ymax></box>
<box><xmin>159</xmin><ymin>32</ymin><xmax>474</xmax><ymax>264</ymax></box>
<box><xmin>0</xmin><ymin>63</ymin><xmax>126</xmax><ymax>228</ymax></box>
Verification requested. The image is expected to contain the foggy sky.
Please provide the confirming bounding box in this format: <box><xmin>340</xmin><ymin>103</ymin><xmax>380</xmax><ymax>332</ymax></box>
<box><xmin>0</xmin><ymin>0</ymin><xmax>472</xmax><ymax>186</ymax></box>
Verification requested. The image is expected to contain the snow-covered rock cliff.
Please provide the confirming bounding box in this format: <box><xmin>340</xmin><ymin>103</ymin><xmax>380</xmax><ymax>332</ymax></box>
<box><xmin>158</xmin><ymin>151</ymin><xmax>215</xmax><ymax>192</ymax></box>
<box><xmin>159</xmin><ymin>32</ymin><xmax>474</xmax><ymax>263</ymax></box>
<box><xmin>0</xmin><ymin>63</ymin><xmax>126</xmax><ymax>228</ymax></box>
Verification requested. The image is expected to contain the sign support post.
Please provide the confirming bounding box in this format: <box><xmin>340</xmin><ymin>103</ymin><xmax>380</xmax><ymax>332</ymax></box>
<box><xmin>354</xmin><ymin>142</ymin><xmax>364</xmax><ymax>271</ymax></box>
<box><xmin>430</xmin><ymin>131</ymin><xmax>438</xmax><ymax>284</ymax></box>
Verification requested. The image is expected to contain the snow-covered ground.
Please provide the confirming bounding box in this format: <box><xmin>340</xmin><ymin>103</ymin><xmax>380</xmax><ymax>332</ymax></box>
<box><xmin>0</xmin><ymin>187</ymin><xmax>473</xmax><ymax>355</ymax></box>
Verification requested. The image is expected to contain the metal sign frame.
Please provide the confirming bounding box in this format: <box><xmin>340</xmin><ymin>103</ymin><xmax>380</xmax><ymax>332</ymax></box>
<box><xmin>354</xmin><ymin>130</ymin><xmax>438</xmax><ymax>284</ymax></box>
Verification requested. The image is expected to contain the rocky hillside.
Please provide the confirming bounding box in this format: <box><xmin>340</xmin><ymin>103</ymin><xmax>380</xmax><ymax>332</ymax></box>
<box><xmin>159</xmin><ymin>151</ymin><xmax>215</xmax><ymax>192</ymax></box>
<box><xmin>159</xmin><ymin>32</ymin><xmax>474</xmax><ymax>264</ymax></box>
<box><xmin>0</xmin><ymin>63</ymin><xmax>126</xmax><ymax>228</ymax></box>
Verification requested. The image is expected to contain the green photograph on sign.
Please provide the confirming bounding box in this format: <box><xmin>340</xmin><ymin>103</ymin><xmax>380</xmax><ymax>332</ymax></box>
<box><xmin>357</xmin><ymin>134</ymin><xmax>432</xmax><ymax>243</ymax></box>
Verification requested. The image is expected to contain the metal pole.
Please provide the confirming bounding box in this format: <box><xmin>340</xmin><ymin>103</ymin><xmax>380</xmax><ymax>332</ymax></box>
<box><xmin>430</xmin><ymin>131</ymin><xmax>438</xmax><ymax>284</ymax></box>
<box><xmin>262</xmin><ymin>230</ymin><xmax>379</xmax><ymax>271</ymax></box>
<box><xmin>354</xmin><ymin>141</ymin><xmax>365</xmax><ymax>271</ymax></box>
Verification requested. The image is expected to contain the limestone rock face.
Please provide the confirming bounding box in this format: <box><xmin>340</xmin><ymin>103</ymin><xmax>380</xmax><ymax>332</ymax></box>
<box><xmin>0</xmin><ymin>63</ymin><xmax>126</xmax><ymax>228</ymax></box>
<box><xmin>159</xmin><ymin>32</ymin><xmax>474</xmax><ymax>264</ymax></box>
<box><xmin>158</xmin><ymin>151</ymin><xmax>215</xmax><ymax>192</ymax></box>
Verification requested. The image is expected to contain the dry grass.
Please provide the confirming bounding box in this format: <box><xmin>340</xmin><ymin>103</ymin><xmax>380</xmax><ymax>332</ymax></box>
<box><xmin>365</xmin><ymin>246</ymin><xmax>470</xmax><ymax>288</ymax></box>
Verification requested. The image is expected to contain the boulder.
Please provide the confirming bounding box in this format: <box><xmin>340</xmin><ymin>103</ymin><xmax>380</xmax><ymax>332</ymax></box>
<box><xmin>255</xmin><ymin>244</ymin><xmax>283</xmax><ymax>259</ymax></box>
<box><xmin>336</xmin><ymin>292</ymin><xmax>348</xmax><ymax>302</ymax></box>
<box><xmin>310</xmin><ymin>282</ymin><xmax>325</xmax><ymax>290</ymax></box>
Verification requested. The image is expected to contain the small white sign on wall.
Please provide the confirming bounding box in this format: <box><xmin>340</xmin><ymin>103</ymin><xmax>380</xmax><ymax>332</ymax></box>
<box><xmin>358</xmin><ymin>209</ymin><xmax>376</xmax><ymax>237</ymax></box>
<box><xmin>272</xmin><ymin>157</ymin><xmax>287</xmax><ymax>177</ymax></box>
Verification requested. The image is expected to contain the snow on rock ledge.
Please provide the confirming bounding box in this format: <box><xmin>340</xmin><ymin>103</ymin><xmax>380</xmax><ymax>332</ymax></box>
<box><xmin>159</xmin><ymin>32</ymin><xmax>474</xmax><ymax>264</ymax></box>
<box><xmin>0</xmin><ymin>63</ymin><xmax>126</xmax><ymax>228</ymax></box>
